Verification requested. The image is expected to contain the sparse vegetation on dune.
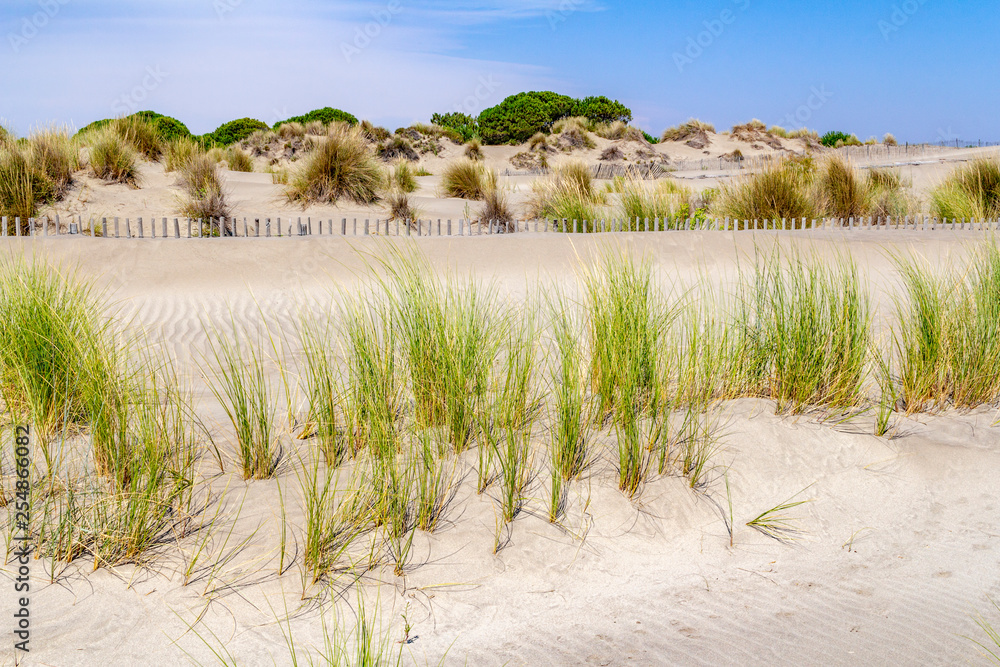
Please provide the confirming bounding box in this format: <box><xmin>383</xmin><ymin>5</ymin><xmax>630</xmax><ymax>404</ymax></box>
<box><xmin>286</xmin><ymin>124</ymin><xmax>383</xmax><ymax>206</ymax></box>
<box><xmin>386</xmin><ymin>189</ymin><xmax>421</xmax><ymax>224</ymax></box>
<box><xmin>661</xmin><ymin>118</ymin><xmax>715</xmax><ymax>142</ymax></box>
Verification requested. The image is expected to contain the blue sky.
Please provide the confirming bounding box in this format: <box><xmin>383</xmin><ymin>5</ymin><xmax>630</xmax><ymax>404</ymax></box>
<box><xmin>0</xmin><ymin>0</ymin><xmax>995</xmax><ymax>142</ymax></box>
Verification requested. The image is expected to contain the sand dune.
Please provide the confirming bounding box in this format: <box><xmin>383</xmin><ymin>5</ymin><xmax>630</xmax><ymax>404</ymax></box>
<box><xmin>1</xmin><ymin>230</ymin><xmax>999</xmax><ymax>666</ymax></box>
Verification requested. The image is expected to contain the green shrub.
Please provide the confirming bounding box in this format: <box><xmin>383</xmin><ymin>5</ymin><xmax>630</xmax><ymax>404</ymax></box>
<box><xmin>477</xmin><ymin>91</ymin><xmax>576</xmax><ymax>145</ymax></box>
<box><xmin>274</xmin><ymin>107</ymin><xmax>358</xmax><ymax>129</ymax></box>
<box><xmin>205</xmin><ymin>118</ymin><xmax>270</xmax><ymax>147</ymax></box>
<box><xmin>571</xmin><ymin>96</ymin><xmax>632</xmax><ymax>125</ymax></box>
<box><xmin>78</xmin><ymin>111</ymin><xmax>191</xmax><ymax>144</ymax></box>
<box><xmin>131</xmin><ymin>111</ymin><xmax>191</xmax><ymax>142</ymax></box>
<box><xmin>430</xmin><ymin>112</ymin><xmax>477</xmax><ymax>142</ymax></box>
<box><xmin>286</xmin><ymin>125</ymin><xmax>383</xmax><ymax>205</ymax></box>
<box><xmin>821</xmin><ymin>131</ymin><xmax>853</xmax><ymax>148</ymax></box>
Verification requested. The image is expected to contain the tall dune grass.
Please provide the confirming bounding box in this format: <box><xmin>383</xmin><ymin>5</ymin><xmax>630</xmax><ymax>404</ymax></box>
<box><xmin>584</xmin><ymin>252</ymin><xmax>668</xmax><ymax>419</ymax></box>
<box><xmin>0</xmin><ymin>260</ymin><xmax>109</xmax><ymax>441</ymax></box>
<box><xmin>89</xmin><ymin>128</ymin><xmax>141</xmax><ymax>186</ymax></box>
<box><xmin>165</xmin><ymin>137</ymin><xmax>201</xmax><ymax>172</ymax></box>
<box><xmin>548</xmin><ymin>294</ymin><xmax>590</xmax><ymax>499</ymax></box>
<box><xmin>526</xmin><ymin>161</ymin><xmax>606</xmax><ymax>224</ymax></box>
<box><xmin>380</xmin><ymin>254</ymin><xmax>498</xmax><ymax>452</ymax></box>
<box><xmin>0</xmin><ymin>261</ymin><xmax>202</xmax><ymax>567</ymax></box>
<box><xmin>714</xmin><ymin>161</ymin><xmax>816</xmax><ymax>223</ymax></box>
<box><xmin>441</xmin><ymin>159</ymin><xmax>486</xmax><ymax>200</ymax></box>
<box><xmin>896</xmin><ymin>244</ymin><xmax>1000</xmax><ymax>411</ymax></box>
<box><xmin>341</xmin><ymin>295</ymin><xmax>401</xmax><ymax>459</ymax></box>
<box><xmin>178</xmin><ymin>154</ymin><xmax>231</xmax><ymax>222</ymax></box>
<box><xmin>750</xmin><ymin>249</ymin><xmax>871</xmax><ymax>412</ymax></box>
<box><xmin>28</xmin><ymin>126</ymin><xmax>79</xmax><ymax>198</ymax></box>
<box><xmin>207</xmin><ymin>326</ymin><xmax>280</xmax><ymax>480</ymax></box>
<box><xmin>0</xmin><ymin>143</ymin><xmax>53</xmax><ymax>223</ymax></box>
<box><xmin>615</xmin><ymin>178</ymin><xmax>693</xmax><ymax>228</ymax></box>
<box><xmin>286</xmin><ymin>125</ymin><xmax>383</xmax><ymax>205</ymax></box>
<box><xmin>931</xmin><ymin>158</ymin><xmax>1000</xmax><ymax>220</ymax></box>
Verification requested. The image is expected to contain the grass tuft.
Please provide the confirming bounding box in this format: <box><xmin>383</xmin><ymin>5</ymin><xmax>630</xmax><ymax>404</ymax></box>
<box><xmin>286</xmin><ymin>125</ymin><xmax>383</xmax><ymax>205</ymax></box>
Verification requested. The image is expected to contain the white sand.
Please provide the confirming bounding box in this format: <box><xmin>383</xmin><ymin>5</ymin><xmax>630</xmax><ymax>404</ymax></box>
<box><xmin>1</xmin><ymin>231</ymin><xmax>998</xmax><ymax>666</ymax></box>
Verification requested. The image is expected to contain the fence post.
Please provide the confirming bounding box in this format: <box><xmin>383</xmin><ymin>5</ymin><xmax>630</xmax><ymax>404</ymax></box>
<box><xmin>1</xmin><ymin>217</ymin><xmax>6</xmax><ymax>237</ymax></box>
<box><xmin>102</xmin><ymin>218</ymin><xmax>108</xmax><ymax>237</ymax></box>
<box><xmin>126</xmin><ymin>218</ymin><xmax>132</xmax><ymax>238</ymax></box>
<box><xmin>923</xmin><ymin>216</ymin><xmax>928</xmax><ymax>231</ymax></box>
<box><xmin>365</xmin><ymin>219</ymin><xmax>370</xmax><ymax>236</ymax></box>
<box><xmin>15</xmin><ymin>218</ymin><xmax>21</xmax><ymax>237</ymax></box>
<box><xmin>448</xmin><ymin>219</ymin><xmax>453</xmax><ymax>236</ymax></box>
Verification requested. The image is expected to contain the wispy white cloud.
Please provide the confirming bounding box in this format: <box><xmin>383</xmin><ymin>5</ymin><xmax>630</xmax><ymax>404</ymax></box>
<box><xmin>0</xmin><ymin>0</ymin><xmax>581</xmax><ymax>133</ymax></box>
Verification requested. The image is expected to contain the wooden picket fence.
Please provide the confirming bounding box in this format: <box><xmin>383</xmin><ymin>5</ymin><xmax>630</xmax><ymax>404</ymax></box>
<box><xmin>2</xmin><ymin>214</ymin><xmax>999</xmax><ymax>239</ymax></box>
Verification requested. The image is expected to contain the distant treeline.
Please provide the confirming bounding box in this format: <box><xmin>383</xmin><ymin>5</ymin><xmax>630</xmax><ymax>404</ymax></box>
<box><xmin>70</xmin><ymin>92</ymin><xmax>635</xmax><ymax>148</ymax></box>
